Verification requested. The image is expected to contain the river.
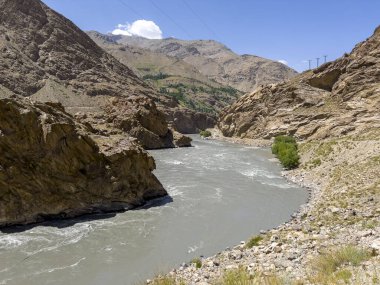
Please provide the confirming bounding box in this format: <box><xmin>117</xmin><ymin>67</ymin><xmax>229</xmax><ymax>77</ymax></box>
<box><xmin>0</xmin><ymin>135</ymin><xmax>308</xmax><ymax>285</ymax></box>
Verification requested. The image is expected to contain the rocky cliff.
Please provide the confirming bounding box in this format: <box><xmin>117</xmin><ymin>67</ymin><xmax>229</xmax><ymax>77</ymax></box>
<box><xmin>0</xmin><ymin>98</ymin><xmax>166</xmax><ymax>226</ymax></box>
<box><xmin>110</xmin><ymin>35</ymin><xmax>298</xmax><ymax>93</ymax></box>
<box><xmin>0</xmin><ymin>0</ymin><xmax>196</xmax><ymax>148</ymax></box>
<box><xmin>218</xmin><ymin>26</ymin><xmax>380</xmax><ymax>140</ymax></box>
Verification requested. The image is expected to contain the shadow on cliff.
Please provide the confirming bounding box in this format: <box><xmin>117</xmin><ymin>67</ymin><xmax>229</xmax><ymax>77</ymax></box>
<box><xmin>0</xmin><ymin>195</ymin><xmax>173</xmax><ymax>233</ymax></box>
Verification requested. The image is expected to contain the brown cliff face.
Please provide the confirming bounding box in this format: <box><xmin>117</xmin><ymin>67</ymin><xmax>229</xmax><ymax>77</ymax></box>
<box><xmin>0</xmin><ymin>98</ymin><xmax>166</xmax><ymax>226</ymax></box>
<box><xmin>0</xmin><ymin>0</ymin><xmax>192</xmax><ymax>148</ymax></box>
<box><xmin>218</xmin><ymin>26</ymin><xmax>380</xmax><ymax>140</ymax></box>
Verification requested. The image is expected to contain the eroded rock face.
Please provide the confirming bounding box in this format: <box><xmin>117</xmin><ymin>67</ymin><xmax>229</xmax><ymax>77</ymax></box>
<box><xmin>0</xmin><ymin>0</ymin><xmax>192</xmax><ymax>149</ymax></box>
<box><xmin>166</xmin><ymin>108</ymin><xmax>217</xmax><ymax>134</ymax></box>
<box><xmin>218</xmin><ymin>26</ymin><xmax>380</xmax><ymax>140</ymax></box>
<box><xmin>0</xmin><ymin>98</ymin><xmax>166</xmax><ymax>226</ymax></box>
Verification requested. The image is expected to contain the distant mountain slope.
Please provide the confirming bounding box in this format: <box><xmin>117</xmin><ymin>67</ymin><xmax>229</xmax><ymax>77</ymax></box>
<box><xmin>88</xmin><ymin>31</ymin><xmax>242</xmax><ymax>115</ymax></box>
<box><xmin>108</xmin><ymin>35</ymin><xmax>298</xmax><ymax>93</ymax></box>
<box><xmin>218</xmin><ymin>26</ymin><xmax>380</xmax><ymax>140</ymax></box>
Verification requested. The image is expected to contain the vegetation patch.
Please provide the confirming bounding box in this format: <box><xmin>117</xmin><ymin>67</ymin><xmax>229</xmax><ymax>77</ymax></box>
<box><xmin>246</xmin><ymin>235</ymin><xmax>263</xmax><ymax>248</ymax></box>
<box><xmin>143</xmin><ymin>72</ymin><xmax>170</xmax><ymax>80</ymax></box>
<box><xmin>200</xmin><ymin>130</ymin><xmax>212</xmax><ymax>138</ymax></box>
<box><xmin>315</xmin><ymin>140</ymin><xmax>337</xmax><ymax>157</ymax></box>
<box><xmin>310</xmin><ymin>245</ymin><xmax>371</xmax><ymax>284</ymax></box>
<box><xmin>215</xmin><ymin>267</ymin><xmax>294</xmax><ymax>285</ymax></box>
<box><xmin>146</xmin><ymin>276</ymin><xmax>185</xmax><ymax>285</ymax></box>
<box><xmin>272</xmin><ymin>136</ymin><xmax>300</xmax><ymax>169</ymax></box>
<box><xmin>191</xmin><ymin>257</ymin><xmax>202</xmax><ymax>269</ymax></box>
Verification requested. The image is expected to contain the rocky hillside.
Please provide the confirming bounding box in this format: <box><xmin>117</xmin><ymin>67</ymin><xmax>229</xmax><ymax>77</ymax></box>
<box><xmin>0</xmin><ymin>98</ymin><xmax>166</xmax><ymax>226</ymax></box>
<box><xmin>218</xmin><ymin>26</ymin><xmax>380</xmax><ymax>140</ymax></box>
<box><xmin>0</xmin><ymin>0</ymin><xmax>206</xmax><ymax>147</ymax></box>
<box><xmin>88</xmin><ymin>31</ymin><xmax>242</xmax><ymax>116</ymax></box>
<box><xmin>110</xmin><ymin>35</ymin><xmax>298</xmax><ymax>93</ymax></box>
<box><xmin>151</xmin><ymin>26</ymin><xmax>380</xmax><ymax>285</ymax></box>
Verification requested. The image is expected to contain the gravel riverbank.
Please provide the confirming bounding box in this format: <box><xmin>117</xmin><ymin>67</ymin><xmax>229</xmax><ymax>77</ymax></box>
<box><xmin>150</xmin><ymin>130</ymin><xmax>380</xmax><ymax>284</ymax></box>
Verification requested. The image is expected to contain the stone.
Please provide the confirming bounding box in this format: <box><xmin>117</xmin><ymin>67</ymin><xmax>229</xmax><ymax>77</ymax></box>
<box><xmin>370</xmin><ymin>239</ymin><xmax>380</xmax><ymax>251</ymax></box>
<box><xmin>218</xmin><ymin>25</ymin><xmax>380</xmax><ymax>141</ymax></box>
<box><xmin>0</xmin><ymin>98</ymin><xmax>166</xmax><ymax>226</ymax></box>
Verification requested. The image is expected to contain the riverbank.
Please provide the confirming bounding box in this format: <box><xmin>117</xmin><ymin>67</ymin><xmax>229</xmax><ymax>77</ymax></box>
<box><xmin>151</xmin><ymin>129</ymin><xmax>380</xmax><ymax>284</ymax></box>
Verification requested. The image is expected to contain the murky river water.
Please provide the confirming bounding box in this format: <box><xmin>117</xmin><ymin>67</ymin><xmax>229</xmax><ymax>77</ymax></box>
<box><xmin>0</xmin><ymin>136</ymin><xmax>307</xmax><ymax>285</ymax></box>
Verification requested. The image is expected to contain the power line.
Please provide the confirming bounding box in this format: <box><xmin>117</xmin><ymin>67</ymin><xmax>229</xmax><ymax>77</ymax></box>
<box><xmin>118</xmin><ymin>0</ymin><xmax>144</xmax><ymax>18</ymax></box>
<box><xmin>181</xmin><ymin>0</ymin><xmax>218</xmax><ymax>39</ymax></box>
<box><xmin>148</xmin><ymin>0</ymin><xmax>192</xmax><ymax>38</ymax></box>
<box><xmin>316</xmin><ymin>57</ymin><xmax>320</xmax><ymax>68</ymax></box>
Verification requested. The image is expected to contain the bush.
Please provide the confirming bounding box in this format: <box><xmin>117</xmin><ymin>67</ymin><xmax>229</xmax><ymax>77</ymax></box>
<box><xmin>142</xmin><ymin>72</ymin><xmax>170</xmax><ymax>80</ymax></box>
<box><xmin>272</xmin><ymin>136</ymin><xmax>300</xmax><ymax>169</ymax></box>
<box><xmin>147</xmin><ymin>276</ymin><xmax>185</xmax><ymax>285</ymax></box>
<box><xmin>191</xmin><ymin>258</ymin><xmax>202</xmax><ymax>269</ymax></box>
<box><xmin>200</xmin><ymin>130</ymin><xmax>212</xmax><ymax>138</ymax></box>
<box><xmin>216</xmin><ymin>267</ymin><xmax>289</xmax><ymax>285</ymax></box>
<box><xmin>246</xmin><ymin>235</ymin><xmax>263</xmax><ymax>248</ymax></box>
<box><xmin>309</xmin><ymin>245</ymin><xmax>371</xmax><ymax>284</ymax></box>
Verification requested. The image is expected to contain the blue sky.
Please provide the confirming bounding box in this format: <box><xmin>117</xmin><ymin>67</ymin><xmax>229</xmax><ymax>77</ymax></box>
<box><xmin>42</xmin><ymin>0</ymin><xmax>379</xmax><ymax>72</ymax></box>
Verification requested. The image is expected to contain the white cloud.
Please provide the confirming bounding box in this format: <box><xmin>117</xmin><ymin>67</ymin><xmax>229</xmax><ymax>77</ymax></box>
<box><xmin>278</xmin><ymin>59</ymin><xmax>288</xmax><ymax>65</ymax></box>
<box><xmin>112</xmin><ymin>20</ymin><xmax>163</xmax><ymax>39</ymax></box>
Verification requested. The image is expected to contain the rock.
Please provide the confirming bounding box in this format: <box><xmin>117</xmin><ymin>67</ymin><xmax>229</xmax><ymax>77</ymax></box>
<box><xmin>360</xmin><ymin>230</ymin><xmax>373</xmax><ymax>238</ymax></box>
<box><xmin>0</xmin><ymin>98</ymin><xmax>166</xmax><ymax>226</ymax></box>
<box><xmin>330</xmin><ymin>207</ymin><xmax>340</xmax><ymax>213</ymax></box>
<box><xmin>218</xmin><ymin>25</ymin><xmax>380</xmax><ymax>141</ymax></box>
<box><xmin>225</xmin><ymin>264</ymin><xmax>239</xmax><ymax>270</ymax></box>
<box><xmin>172</xmin><ymin>130</ymin><xmax>192</xmax><ymax>147</ymax></box>
<box><xmin>167</xmin><ymin>109</ymin><xmax>216</xmax><ymax>134</ymax></box>
<box><xmin>370</xmin><ymin>239</ymin><xmax>380</xmax><ymax>251</ymax></box>
<box><xmin>0</xmin><ymin>0</ymin><xmax>199</xmax><ymax>149</ymax></box>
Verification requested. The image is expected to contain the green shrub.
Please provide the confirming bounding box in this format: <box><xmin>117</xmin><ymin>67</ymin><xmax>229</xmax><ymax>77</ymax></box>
<box><xmin>272</xmin><ymin>136</ymin><xmax>300</xmax><ymax>169</ymax></box>
<box><xmin>312</xmin><ymin>245</ymin><xmax>371</xmax><ymax>275</ymax></box>
<box><xmin>147</xmin><ymin>276</ymin><xmax>185</xmax><ymax>285</ymax></box>
<box><xmin>216</xmin><ymin>267</ymin><xmax>290</xmax><ymax>285</ymax></box>
<box><xmin>246</xmin><ymin>235</ymin><xmax>263</xmax><ymax>248</ymax></box>
<box><xmin>143</xmin><ymin>72</ymin><xmax>170</xmax><ymax>80</ymax></box>
<box><xmin>191</xmin><ymin>257</ymin><xmax>202</xmax><ymax>268</ymax></box>
<box><xmin>200</xmin><ymin>130</ymin><xmax>212</xmax><ymax>138</ymax></box>
<box><xmin>220</xmin><ymin>267</ymin><xmax>252</xmax><ymax>284</ymax></box>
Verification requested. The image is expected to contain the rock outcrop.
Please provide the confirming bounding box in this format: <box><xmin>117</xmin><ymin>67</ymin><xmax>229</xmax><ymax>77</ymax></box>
<box><xmin>0</xmin><ymin>98</ymin><xmax>166</xmax><ymax>226</ymax></box>
<box><xmin>218</xmin><ymin>26</ymin><xmax>380</xmax><ymax>140</ymax></box>
<box><xmin>0</xmin><ymin>0</ymin><xmax>192</xmax><ymax>148</ymax></box>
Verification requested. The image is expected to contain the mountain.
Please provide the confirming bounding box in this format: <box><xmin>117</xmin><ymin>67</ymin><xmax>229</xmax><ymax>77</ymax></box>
<box><xmin>0</xmin><ymin>0</ymin><xmax>207</xmax><ymax>148</ymax></box>
<box><xmin>108</xmin><ymin>35</ymin><xmax>298</xmax><ymax>93</ymax></box>
<box><xmin>218</xmin><ymin>26</ymin><xmax>380</xmax><ymax>140</ymax></box>
<box><xmin>0</xmin><ymin>0</ymin><xmax>176</xmax><ymax>226</ymax></box>
<box><xmin>88</xmin><ymin>31</ymin><xmax>243</xmax><ymax>115</ymax></box>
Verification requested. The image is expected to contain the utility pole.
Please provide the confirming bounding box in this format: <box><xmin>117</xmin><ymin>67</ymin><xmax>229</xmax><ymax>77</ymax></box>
<box><xmin>323</xmin><ymin>55</ymin><xmax>328</xmax><ymax>63</ymax></box>
<box><xmin>316</xmin><ymin>57</ymin><xmax>320</xmax><ymax>68</ymax></box>
<box><xmin>308</xmin><ymin>59</ymin><xmax>312</xmax><ymax>70</ymax></box>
